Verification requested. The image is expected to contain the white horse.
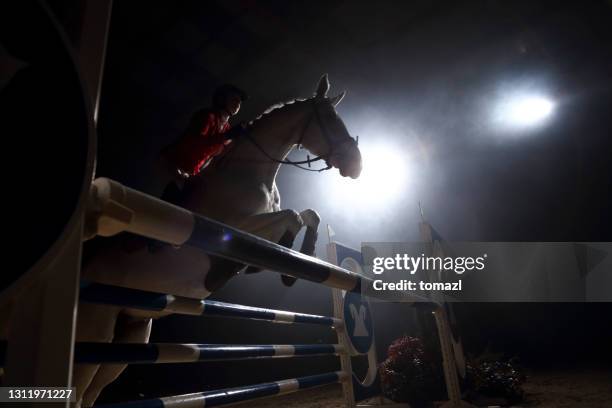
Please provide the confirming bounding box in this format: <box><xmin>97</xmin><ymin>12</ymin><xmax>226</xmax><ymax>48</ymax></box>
<box><xmin>74</xmin><ymin>75</ymin><xmax>362</xmax><ymax>406</ymax></box>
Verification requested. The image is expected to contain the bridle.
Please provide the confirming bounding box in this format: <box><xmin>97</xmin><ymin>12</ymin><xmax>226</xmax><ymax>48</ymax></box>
<box><xmin>243</xmin><ymin>99</ymin><xmax>358</xmax><ymax>172</ymax></box>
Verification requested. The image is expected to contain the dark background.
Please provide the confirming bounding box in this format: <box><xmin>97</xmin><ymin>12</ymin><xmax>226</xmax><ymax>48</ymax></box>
<box><xmin>92</xmin><ymin>0</ymin><xmax>612</xmax><ymax>242</ymax></box>
<box><xmin>46</xmin><ymin>0</ymin><xmax>612</xmax><ymax>402</ymax></box>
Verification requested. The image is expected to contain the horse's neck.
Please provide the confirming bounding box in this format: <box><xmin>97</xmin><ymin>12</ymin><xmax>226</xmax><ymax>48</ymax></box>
<box><xmin>225</xmin><ymin>102</ymin><xmax>308</xmax><ymax>189</ymax></box>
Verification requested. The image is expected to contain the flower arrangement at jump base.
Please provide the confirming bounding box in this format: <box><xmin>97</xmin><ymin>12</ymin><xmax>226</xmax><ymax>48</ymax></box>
<box><xmin>379</xmin><ymin>336</ymin><xmax>526</xmax><ymax>407</ymax></box>
<box><xmin>464</xmin><ymin>357</ymin><xmax>526</xmax><ymax>406</ymax></box>
<box><xmin>379</xmin><ymin>336</ymin><xmax>446</xmax><ymax>407</ymax></box>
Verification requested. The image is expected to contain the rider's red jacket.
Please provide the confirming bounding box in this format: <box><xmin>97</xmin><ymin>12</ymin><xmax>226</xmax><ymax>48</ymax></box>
<box><xmin>162</xmin><ymin>108</ymin><xmax>231</xmax><ymax>176</ymax></box>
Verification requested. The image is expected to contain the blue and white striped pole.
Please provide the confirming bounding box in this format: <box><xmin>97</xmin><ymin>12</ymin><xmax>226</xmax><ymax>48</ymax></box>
<box><xmin>94</xmin><ymin>371</ymin><xmax>349</xmax><ymax>408</ymax></box>
<box><xmin>88</xmin><ymin>178</ymin><xmax>365</xmax><ymax>293</ymax></box>
<box><xmin>72</xmin><ymin>343</ymin><xmax>345</xmax><ymax>364</ymax></box>
<box><xmin>88</xmin><ymin>178</ymin><xmax>433</xmax><ymax>304</ymax></box>
<box><xmin>80</xmin><ymin>282</ymin><xmax>343</xmax><ymax>328</ymax></box>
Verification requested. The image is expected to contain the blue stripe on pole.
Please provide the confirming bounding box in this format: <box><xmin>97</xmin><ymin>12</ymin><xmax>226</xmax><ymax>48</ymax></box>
<box><xmin>78</xmin><ymin>282</ymin><xmax>340</xmax><ymax>327</ymax></box>
<box><xmin>187</xmin><ymin>216</ymin><xmax>333</xmax><ymax>284</ymax></box>
<box><xmin>202</xmin><ymin>382</ymin><xmax>281</xmax><ymax>407</ymax></box>
<box><xmin>204</xmin><ymin>300</ymin><xmax>336</xmax><ymax>326</ymax></box>
<box><xmin>297</xmin><ymin>371</ymin><xmax>340</xmax><ymax>389</ymax></box>
<box><xmin>63</xmin><ymin>343</ymin><xmax>341</xmax><ymax>365</ymax></box>
<box><xmin>198</xmin><ymin>345</ymin><xmax>276</xmax><ymax>360</ymax></box>
<box><xmin>80</xmin><ymin>281</ymin><xmax>169</xmax><ymax>311</ymax></box>
<box><xmin>203</xmin><ymin>300</ymin><xmax>276</xmax><ymax>321</ymax></box>
<box><xmin>292</xmin><ymin>313</ymin><xmax>335</xmax><ymax>325</ymax></box>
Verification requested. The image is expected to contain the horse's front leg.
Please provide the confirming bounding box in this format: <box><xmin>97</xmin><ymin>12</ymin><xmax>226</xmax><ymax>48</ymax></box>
<box><xmin>236</xmin><ymin>209</ymin><xmax>320</xmax><ymax>286</ymax></box>
<box><xmin>285</xmin><ymin>209</ymin><xmax>320</xmax><ymax>286</ymax></box>
<box><xmin>81</xmin><ymin>312</ymin><xmax>152</xmax><ymax>408</ymax></box>
<box><xmin>297</xmin><ymin>209</ymin><xmax>321</xmax><ymax>257</ymax></box>
<box><xmin>73</xmin><ymin>303</ymin><xmax>123</xmax><ymax>407</ymax></box>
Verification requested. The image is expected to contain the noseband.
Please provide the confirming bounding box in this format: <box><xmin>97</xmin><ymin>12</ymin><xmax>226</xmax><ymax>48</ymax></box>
<box><xmin>244</xmin><ymin>100</ymin><xmax>358</xmax><ymax>172</ymax></box>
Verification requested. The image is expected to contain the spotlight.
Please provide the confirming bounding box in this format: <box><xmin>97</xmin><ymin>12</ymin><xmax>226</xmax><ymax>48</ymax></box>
<box><xmin>327</xmin><ymin>143</ymin><xmax>410</xmax><ymax>209</ymax></box>
<box><xmin>494</xmin><ymin>94</ymin><xmax>554</xmax><ymax>129</ymax></box>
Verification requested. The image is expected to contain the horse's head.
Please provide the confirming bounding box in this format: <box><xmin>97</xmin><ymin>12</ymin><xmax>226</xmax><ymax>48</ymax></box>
<box><xmin>301</xmin><ymin>75</ymin><xmax>362</xmax><ymax>179</ymax></box>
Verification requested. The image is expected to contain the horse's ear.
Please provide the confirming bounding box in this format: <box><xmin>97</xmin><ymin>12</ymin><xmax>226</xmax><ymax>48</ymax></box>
<box><xmin>315</xmin><ymin>74</ymin><xmax>330</xmax><ymax>98</ymax></box>
<box><xmin>329</xmin><ymin>91</ymin><xmax>346</xmax><ymax>107</ymax></box>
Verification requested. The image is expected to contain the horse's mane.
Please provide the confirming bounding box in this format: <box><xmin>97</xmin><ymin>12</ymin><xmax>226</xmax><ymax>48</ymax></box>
<box><xmin>248</xmin><ymin>97</ymin><xmax>308</xmax><ymax>127</ymax></box>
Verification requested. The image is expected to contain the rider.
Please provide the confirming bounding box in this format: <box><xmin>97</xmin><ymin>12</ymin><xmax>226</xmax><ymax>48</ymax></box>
<box><xmin>159</xmin><ymin>84</ymin><xmax>248</xmax><ymax>203</ymax></box>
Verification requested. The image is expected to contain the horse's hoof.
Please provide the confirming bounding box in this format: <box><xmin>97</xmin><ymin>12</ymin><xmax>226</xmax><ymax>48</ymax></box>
<box><xmin>281</xmin><ymin>274</ymin><xmax>297</xmax><ymax>287</ymax></box>
<box><xmin>299</xmin><ymin>209</ymin><xmax>321</xmax><ymax>229</ymax></box>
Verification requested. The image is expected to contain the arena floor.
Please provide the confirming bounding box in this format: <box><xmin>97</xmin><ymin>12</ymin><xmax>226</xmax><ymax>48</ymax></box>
<box><xmin>246</xmin><ymin>368</ymin><xmax>612</xmax><ymax>408</ymax></box>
